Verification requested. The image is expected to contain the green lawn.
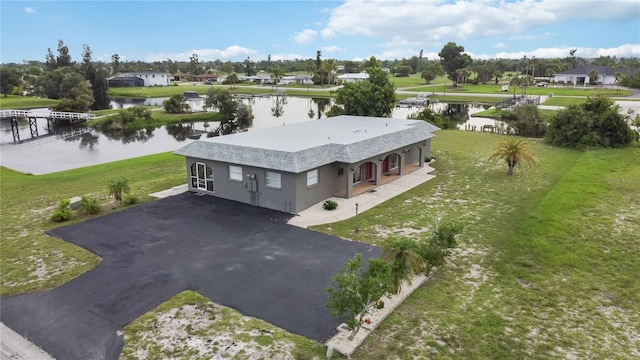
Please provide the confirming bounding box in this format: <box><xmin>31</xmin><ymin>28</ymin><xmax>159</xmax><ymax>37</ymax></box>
<box><xmin>408</xmin><ymin>84</ymin><xmax>631</xmax><ymax>97</ymax></box>
<box><xmin>109</xmin><ymin>84</ymin><xmax>333</xmax><ymax>99</ymax></box>
<box><xmin>0</xmin><ymin>153</ymin><xmax>186</xmax><ymax>295</ymax></box>
<box><xmin>0</xmin><ymin>95</ymin><xmax>59</xmax><ymax>109</ymax></box>
<box><xmin>1</xmin><ymin>132</ymin><xmax>638</xmax><ymax>358</ymax></box>
<box><xmin>312</xmin><ymin>132</ymin><xmax>640</xmax><ymax>359</ymax></box>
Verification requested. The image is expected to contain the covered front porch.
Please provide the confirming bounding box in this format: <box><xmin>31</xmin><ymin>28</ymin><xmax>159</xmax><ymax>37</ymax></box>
<box><xmin>334</xmin><ymin>146</ymin><xmax>425</xmax><ymax>198</ymax></box>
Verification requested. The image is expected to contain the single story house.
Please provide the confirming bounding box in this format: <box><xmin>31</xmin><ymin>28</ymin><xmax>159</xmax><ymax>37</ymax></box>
<box><xmin>553</xmin><ymin>66</ymin><xmax>636</xmax><ymax>85</ymax></box>
<box><xmin>183</xmin><ymin>91</ymin><xmax>205</xmax><ymax>112</ymax></box>
<box><xmin>238</xmin><ymin>75</ymin><xmax>272</xmax><ymax>84</ymax></box>
<box><xmin>174</xmin><ymin>116</ymin><xmax>439</xmax><ymax>214</ymax></box>
<box><xmin>280</xmin><ymin>75</ymin><xmax>313</xmax><ymax>85</ymax></box>
<box><xmin>337</xmin><ymin>72</ymin><xmax>370</xmax><ymax>83</ymax></box>
<box><xmin>129</xmin><ymin>71</ymin><xmax>171</xmax><ymax>87</ymax></box>
<box><xmin>193</xmin><ymin>74</ymin><xmax>218</xmax><ymax>83</ymax></box>
<box><xmin>108</xmin><ymin>75</ymin><xmax>144</xmax><ymax>87</ymax></box>
<box><xmin>110</xmin><ymin>72</ymin><xmax>170</xmax><ymax>87</ymax></box>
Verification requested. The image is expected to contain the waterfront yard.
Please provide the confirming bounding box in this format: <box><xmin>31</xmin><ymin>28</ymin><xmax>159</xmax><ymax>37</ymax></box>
<box><xmin>1</xmin><ymin>131</ymin><xmax>638</xmax><ymax>358</ymax></box>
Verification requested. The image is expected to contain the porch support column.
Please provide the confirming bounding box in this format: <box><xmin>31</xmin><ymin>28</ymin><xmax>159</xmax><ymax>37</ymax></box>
<box><xmin>399</xmin><ymin>152</ymin><xmax>406</xmax><ymax>176</ymax></box>
<box><xmin>346</xmin><ymin>167</ymin><xmax>354</xmax><ymax>198</ymax></box>
<box><xmin>375</xmin><ymin>159</ymin><xmax>383</xmax><ymax>186</ymax></box>
<box><xmin>419</xmin><ymin>145</ymin><xmax>425</xmax><ymax>167</ymax></box>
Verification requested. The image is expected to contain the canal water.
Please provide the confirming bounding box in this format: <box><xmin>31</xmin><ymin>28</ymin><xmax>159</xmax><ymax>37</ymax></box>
<box><xmin>0</xmin><ymin>97</ymin><xmax>491</xmax><ymax>174</ymax></box>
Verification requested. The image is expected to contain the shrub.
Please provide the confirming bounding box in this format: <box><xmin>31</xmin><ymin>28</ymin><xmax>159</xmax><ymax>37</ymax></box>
<box><xmin>108</xmin><ymin>178</ymin><xmax>130</xmax><ymax>203</ymax></box>
<box><xmin>431</xmin><ymin>221</ymin><xmax>463</xmax><ymax>249</ymax></box>
<box><xmin>50</xmin><ymin>199</ymin><xmax>75</xmax><ymax>222</ymax></box>
<box><xmin>323</xmin><ymin>200</ymin><xmax>338</xmax><ymax>210</ymax></box>
<box><xmin>123</xmin><ymin>193</ymin><xmax>140</xmax><ymax>205</ymax></box>
<box><xmin>546</xmin><ymin>95</ymin><xmax>635</xmax><ymax>148</ymax></box>
<box><xmin>79</xmin><ymin>196</ymin><xmax>101</xmax><ymax>215</ymax></box>
<box><xmin>417</xmin><ymin>242</ymin><xmax>447</xmax><ymax>273</ymax></box>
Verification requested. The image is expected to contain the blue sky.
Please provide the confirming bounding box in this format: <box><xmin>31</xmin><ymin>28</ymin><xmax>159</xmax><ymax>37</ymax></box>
<box><xmin>1</xmin><ymin>0</ymin><xmax>639</xmax><ymax>64</ymax></box>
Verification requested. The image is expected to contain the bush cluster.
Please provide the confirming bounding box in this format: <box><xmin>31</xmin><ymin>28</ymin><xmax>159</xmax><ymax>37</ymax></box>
<box><xmin>546</xmin><ymin>95</ymin><xmax>635</xmax><ymax>148</ymax></box>
<box><xmin>79</xmin><ymin>196</ymin><xmax>101</xmax><ymax>215</ymax></box>
<box><xmin>50</xmin><ymin>199</ymin><xmax>75</xmax><ymax>222</ymax></box>
<box><xmin>95</xmin><ymin>106</ymin><xmax>153</xmax><ymax>131</ymax></box>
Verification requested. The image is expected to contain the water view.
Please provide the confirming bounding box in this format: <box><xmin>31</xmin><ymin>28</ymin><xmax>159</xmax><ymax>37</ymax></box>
<box><xmin>0</xmin><ymin>96</ymin><xmax>491</xmax><ymax>174</ymax></box>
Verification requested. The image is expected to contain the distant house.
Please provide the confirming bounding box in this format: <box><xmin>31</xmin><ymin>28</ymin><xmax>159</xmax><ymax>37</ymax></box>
<box><xmin>553</xmin><ymin>66</ymin><xmax>636</xmax><ymax>85</ymax></box>
<box><xmin>108</xmin><ymin>75</ymin><xmax>145</xmax><ymax>87</ymax></box>
<box><xmin>238</xmin><ymin>75</ymin><xmax>271</xmax><ymax>84</ymax></box>
<box><xmin>193</xmin><ymin>74</ymin><xmax>218</xmax><ymax>83</ymax></box>
<box><xmin>174</xmin><ymin>116</ymin><xmax>439</xmax><ymax>214</ymax></box>
<box><xmin>183</xmin><ymin>91</ymin><xmax>205</xmax><ymax>112</ymax></box>
<box><xmin>337</xmin><ymin>72</ymin><xmax>370</xmax><ymax>83</ymax></box>
<box><xmin>280</xmin><ymin>75</ymin><xmax>313</xmax><ymax>85</ymax></box>
<box><xmin>129</xmin><ymin>71</ymin><xmax>170</xmax><ymax>87</ymax></box>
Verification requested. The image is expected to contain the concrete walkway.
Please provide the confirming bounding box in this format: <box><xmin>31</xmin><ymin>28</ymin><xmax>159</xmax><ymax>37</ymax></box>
<box><xmin>288</xmin><ymin>163</ymin><xmax>436</xmax><ymax>228</ymax></box>
<box><xmin>0</xmin><ymin>323</ymin><xmax>54</xmax><ymax>360</ymax></box>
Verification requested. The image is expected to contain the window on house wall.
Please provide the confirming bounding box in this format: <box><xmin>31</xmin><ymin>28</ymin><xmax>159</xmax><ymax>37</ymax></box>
<box><xmin>229</xmin><ymin>165</ymin><xmax>242</xmax><ymax>181</ymax></box>
<box><xmin>307</xmin><ymin>169</ymin><xmax>319</xmax><ymax>187</ymax></box>
<box><xmin>265</xmin><ymin>171</ymin><xmax>281</xmax><ymax>189</ymax></box>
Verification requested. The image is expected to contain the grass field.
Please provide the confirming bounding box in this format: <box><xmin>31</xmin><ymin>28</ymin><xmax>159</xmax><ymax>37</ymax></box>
<box><xmin>0</xmin><ymin>95</ymin><xmax>59</xmax><ymax>109</ymax></box>
<box><xmin>312</xmin><ymin>132</ymin><xmax>640</xmax><ymax>359</ymax></box>
<box><xmin>408</xmin><ymin>84</ymin><xmax>631</xmax><ymax>97</ymax></box>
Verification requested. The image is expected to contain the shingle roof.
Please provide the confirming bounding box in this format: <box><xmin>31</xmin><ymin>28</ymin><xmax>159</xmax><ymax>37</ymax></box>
<box><xmin>174</xmin><ymin>115</ymin><xmax>439</xmax><ymax>173</ymax></box>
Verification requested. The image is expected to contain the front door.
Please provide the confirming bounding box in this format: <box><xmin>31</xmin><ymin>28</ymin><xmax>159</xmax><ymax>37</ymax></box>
<box><xmin>196</xmin><ymin>163</ymin><xmax>207</xmax><ymax>191</ymax></box>
<box><xmin>364</xmin><ymin>162</ymin><xmax>373</xmax><ymax>181</ymax></box>
<box><xmin>191</xmin><ymin>162</ymin><xmax>214</xmax><ymax>192</ymax></box>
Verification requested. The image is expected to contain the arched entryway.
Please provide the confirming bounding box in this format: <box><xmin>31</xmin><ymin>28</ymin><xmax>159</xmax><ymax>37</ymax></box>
<box><xmin>352</xmin><ymin>161</ymin><xmax>377</xmax><ymax>195</ymax></box>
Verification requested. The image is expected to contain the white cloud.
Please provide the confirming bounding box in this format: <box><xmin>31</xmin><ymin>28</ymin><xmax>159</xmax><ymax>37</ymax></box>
<box><xmin>321</xmin><ymin>0</ymin><xmax>639</xmax><ymax>45</ymax></box>
<box><xmin>321</xmin><ymin>28</ymin><xmax>336</xmax><ymax>39</ymax></box>
<box><xmin>24</xmin><ymin>7</ymin><xmax>36</xmax><ymax>14</ymax></box>
<box><xmin>293</xmin><ymin>29</ymin><xmax>318</xmax><ymax>45</ymax></box>
<box><xmin>322</xmin><ymin>45</ymin><xmax>344</xmax><ymax>53</ymax></box>
<box><xmin>494</xmin><ymin>44</ymin><xmax>640</xmax><ymax>59</ymax></box>
<box><xmin>270</xmin><ymin>53</ymin><xmax>306</xmax><ymax>61</ymax></box>
<box><xmin>492</xmin><ymin>42</ymin><xmax>506</xmax><ymax>49</ymax></box>
<box><xmin>145</xmin><ymin>45</ymin><xmax>258</xmax><ymax>62</ymax></box>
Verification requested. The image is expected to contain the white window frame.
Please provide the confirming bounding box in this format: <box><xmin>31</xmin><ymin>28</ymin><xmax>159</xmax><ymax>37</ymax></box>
<box><xmin>190</xmin><ymin>162</ymin><xmax>214</xmax><ymax>192</ymax></box>
<box><xmin>265</xmin><ymin>171</ymin><xmax>281</xmax><ymax>189</ymax></box>
<box><xmin>307</xmin><ymin>169</ymin><xmax>319</xmax><ymax>187</ymax></box>
<box><xmin>229</xmin><ymin>165</ymin><xmax>243</xmax><ymax>181</ymax></box>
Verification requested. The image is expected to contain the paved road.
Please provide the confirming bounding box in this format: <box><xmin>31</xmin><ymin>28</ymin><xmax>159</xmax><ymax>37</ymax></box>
<box><xmin>0</xmin><ymin>193</ymin><xmax>379</xmax><ymax>360</ymax></box>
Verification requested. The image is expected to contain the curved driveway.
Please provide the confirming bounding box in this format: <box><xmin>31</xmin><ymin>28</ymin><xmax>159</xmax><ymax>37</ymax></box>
<box><xmin>0</xmin><ymin>193</ymin><xmax>379</xmax><ymax>360</ymax></box>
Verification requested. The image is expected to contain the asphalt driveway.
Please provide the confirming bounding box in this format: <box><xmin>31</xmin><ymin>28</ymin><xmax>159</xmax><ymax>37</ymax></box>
<box><xmin>0</xmin><ymin>193</ymin><xmax>379</xmax><ymax>360</ymax></box>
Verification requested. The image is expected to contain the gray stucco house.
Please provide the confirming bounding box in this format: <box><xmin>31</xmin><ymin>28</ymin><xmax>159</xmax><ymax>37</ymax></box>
<box><xmin>174</xmin><ymin>115</ymin><xmax>439</xmax><ymax>214</ymax></box>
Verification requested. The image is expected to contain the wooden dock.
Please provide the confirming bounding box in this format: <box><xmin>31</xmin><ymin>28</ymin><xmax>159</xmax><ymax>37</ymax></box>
<box><xmin>0</xmin><ymin>109</ymin><xmax>95</xmax><ymax>143</ymax></box>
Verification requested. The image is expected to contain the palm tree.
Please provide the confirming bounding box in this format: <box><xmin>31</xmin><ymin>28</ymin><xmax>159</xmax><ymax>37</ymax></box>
<box><xmin>588</xmin><ymin>69</ymin><xmax>599</xmax><ymax>85</ymax></box>
<box><xmin>488</xmin><ymin>137</ymin><xmax>535</xmax><ymax>175</ymax></box>
<box><xmin>108</xmin><ymin>178</ymin><xmax>130</xmax><ymax>203</ymax></box>
<box><xmin>545</xmin><ymin>68</ymin><xmax>556</xmax><ymax>82</ymax></box>
<box><xmin>614</xmin><ymin>72</ymin><xmax>623</xmax><ymax>93</ymax></box>
<box><xmin>269</xmin><ymin>65</ymin><xmax>286</xmax><ymax>91</ymax></box>
<box><xmin>382</xmin><ymin>236</ymin><xmax>422</xmax><ymax>293</ymax></box>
